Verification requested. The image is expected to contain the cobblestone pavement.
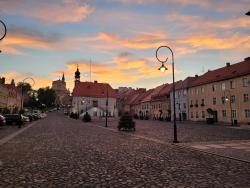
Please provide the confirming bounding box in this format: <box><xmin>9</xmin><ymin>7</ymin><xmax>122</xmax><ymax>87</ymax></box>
<box><xmin>0</xmin><ymin>112</ymin><xmax>250</xmax><ymax>187</ymax></box>
<box><xmin>94</xmin><ymin>118</ymin><xmax>250</xmax><ymax>162</ymax></box>
<box><xmin>94</xmin><ymin>118</ymin><xmax>250</xmax><ymax>143</ymax></box>
<box><xmin>0</xmin><ymin>125</ymin><xmax>23</xmax><ymax>140</ymax></box>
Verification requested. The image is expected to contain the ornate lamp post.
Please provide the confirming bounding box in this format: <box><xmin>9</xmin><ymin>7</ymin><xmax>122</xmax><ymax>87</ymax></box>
<box><xmin>156</xmin><ymin>46</ymin><xmax>178</xmax><ymax>143</ymax></box>
<box><xmin>21</xmin><ymin>77</ymin><xmax>35</xmax><ymax>113</ymax></box>
<box><xmin>224</xmin><ymin>89</ymin><xmax>233</xmax><ymax>126</ymax></box>
<box><xmin>105</xmin><ymin>84</ymin><xmax>109</xmax><ymax>127</ymax></box>
<box><xmin>0</xmin><ymin>20</ymin><xmax>7</xmax><ymax>53</ymax></box>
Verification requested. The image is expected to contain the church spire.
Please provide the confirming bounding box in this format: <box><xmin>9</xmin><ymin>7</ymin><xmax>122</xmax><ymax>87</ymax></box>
<box><xmin>75</xmin><ymin>64</ymin><xmax>80</xmax><ymax>85</ymax></box>
<box><xmin>62</xmin><ymin>72</ymin><xmax>65</xmax><ymax>82</ymax></box>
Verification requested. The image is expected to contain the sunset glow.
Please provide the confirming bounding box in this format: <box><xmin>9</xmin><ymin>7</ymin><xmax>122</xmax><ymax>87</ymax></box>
<box><xmin>0</xmin><ymin>0</ymin><xmax>249</xmax><ymax>90</ymax></box>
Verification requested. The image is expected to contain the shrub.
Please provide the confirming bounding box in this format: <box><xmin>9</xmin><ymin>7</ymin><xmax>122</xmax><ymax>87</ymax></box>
<box><xmin>118</xmin><ymin>112</ymin><xmax>135</xmax><ymax>131</ymax></box>
<box><xmin>82</xmin><ymin>112</ymin><xmax>91</xmax><ymax>122</ymax></box>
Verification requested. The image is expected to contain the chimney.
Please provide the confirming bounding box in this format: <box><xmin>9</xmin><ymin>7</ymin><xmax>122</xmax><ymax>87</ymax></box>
<box><xmin>226</xmin><ymin>62</ymin><xmax>230</xmax><ymax>67</ymax></box>
<box><xmin>195</xmin><ymin>74</ymin><xmax>198</xmax><ymax>78</ymax></box>
<box><xmin>94</xmin><ymin>80</ymin><xmax>98</xmax><ymax>83</ymax></box>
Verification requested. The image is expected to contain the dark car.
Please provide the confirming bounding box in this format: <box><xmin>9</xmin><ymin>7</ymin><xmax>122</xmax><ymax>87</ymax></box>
<box><xmin>0</xmin><ymin>114</ymin><xmax>6</xmax><ymax>126</ymax></box>
<box><xmin>4</xmin><ymin>114</ymin><xmax>23</xmax><ymax>126</ymax></box>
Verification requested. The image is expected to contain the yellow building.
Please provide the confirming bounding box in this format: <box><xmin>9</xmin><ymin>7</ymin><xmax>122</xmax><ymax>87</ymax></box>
<box><xmin>0</xmin><ymin>78</ymin><xmax>8</xmax><ymax>112</ymax></box>
<box><xmin>189</xmin><ymin>57</ymin><xmax>250</xmax><ymax>125</ymax></box>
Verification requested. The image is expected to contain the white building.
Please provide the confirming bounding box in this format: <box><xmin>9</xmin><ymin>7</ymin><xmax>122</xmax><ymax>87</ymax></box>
<box><xmin>170</xmin><ymin>77</ymin><xmax>196</xmax><ymax>121</ymax></box>
<box><xmin>72</xmin><ymin>66</ymin><xmax>118</xmax><ymax>118</ymax></box>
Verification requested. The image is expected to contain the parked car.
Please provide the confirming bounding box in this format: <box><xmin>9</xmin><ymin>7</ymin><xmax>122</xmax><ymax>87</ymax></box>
<box><xmin>0</xmin><ymin>114</ymin><xmax>6</xmax><ymax>126</ymax></box>
<box><xmin>21</xmin><ymin>115</ymin><xmax>30</xmax><ymax>122</ymax></box>
<box><xmin>24</xmin><ymin>113</ymin><xmax>34</xmax><ymax>122</ymax></box>
<box><xmin>39</xmin><ymin>113</ymin><xmax>47</xmax><ymax>118</ymax></box>
<box><xmin>4</xmin><ymin>114</ymin><xmax>23</xmax><ymax>126</ymax></box>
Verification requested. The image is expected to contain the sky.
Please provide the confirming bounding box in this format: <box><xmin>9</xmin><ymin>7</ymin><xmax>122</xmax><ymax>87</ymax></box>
<box><xmin>0</xmin><ymin>0</ymin><xmax>249</xmax><ymax>91</ymax></box>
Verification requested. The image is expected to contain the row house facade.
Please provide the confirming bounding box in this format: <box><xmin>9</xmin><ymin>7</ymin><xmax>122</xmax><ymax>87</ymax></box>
<box><xmin>0</xmin><ymin>77</ymin><xmax>22</xmax><ymax>113</ymax></box>
<box><xmin>188</xmin><ymin>58</ymin><xmax>250</xmax><ymax>124</ymax></box>
<box><xmin>151</xmin><ymin>84</ymin><xmax>172</xmax><ymax>120</ymax></box>
<box><xmin>170</xmin><ymin>77</ymin><xmax>196</xmax><ymax>121</ymax></box>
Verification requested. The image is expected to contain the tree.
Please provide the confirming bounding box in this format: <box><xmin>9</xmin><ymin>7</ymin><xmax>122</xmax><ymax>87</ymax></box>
<box><xmin>17</xmin><ymin>82</ymin><xmax>33</xmax><ymax>108</ymax></box>
<box><xmin>37</xmin><ymin>87</ymin><xmax>56</xmax><ymax>108</ymax></box>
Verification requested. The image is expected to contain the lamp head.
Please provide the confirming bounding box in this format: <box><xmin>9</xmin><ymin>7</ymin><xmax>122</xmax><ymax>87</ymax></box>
<box><xmin>158</xmin><ymin>63</ymin><xmax>168</xmax><ymax>72</ymax></box>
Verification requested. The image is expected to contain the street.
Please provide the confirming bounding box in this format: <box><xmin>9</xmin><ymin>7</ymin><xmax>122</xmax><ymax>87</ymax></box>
<box><xmin>0</xmin><ymin>112</ymin><xmax>250</xmax><ymax>187</ymax></box>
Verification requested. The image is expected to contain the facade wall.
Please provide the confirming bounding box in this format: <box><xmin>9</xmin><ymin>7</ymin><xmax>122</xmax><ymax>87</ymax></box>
<box><xmin>170</xmin><ymin>89</ymin><xmax>188</xmax><ymax>121</ymax></box>
<box><xmin>189</xmin><ymin>74</ymin><xmax>250</xmax><ymax>124</ymax></box>
<box><xmin>72</xmin><ymin>96</ymin><xmax>118</xmax><ymax>117</ymax></box>
<box><xmin>0</xmin><ymin>84</ymin><xmax>8</xmax><ymax>111</ymax></box>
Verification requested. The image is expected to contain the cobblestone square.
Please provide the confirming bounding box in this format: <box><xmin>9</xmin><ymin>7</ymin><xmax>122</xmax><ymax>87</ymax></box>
<box><xmin>0</xmin><ymin>112</ymin><xmax>250</xmax><ymax>187</ymax></box>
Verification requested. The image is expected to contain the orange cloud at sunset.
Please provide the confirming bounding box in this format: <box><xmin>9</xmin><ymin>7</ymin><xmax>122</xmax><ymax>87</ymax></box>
<box><xmin>86</xmin><ymin>31</ymin><xmax>168</xmax><ymax>50</ymax></box>
<box><xmin>32</xmin><ymin>4</ymin><xmax>93</xmax><ymax>23</ymax></box>
<box><xmin>52</xmin><ymin>54</ymin><xmax>173</xmax><ymax>91</ymax></box>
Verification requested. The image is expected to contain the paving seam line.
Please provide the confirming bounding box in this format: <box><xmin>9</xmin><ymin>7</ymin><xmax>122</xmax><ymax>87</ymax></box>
<box><xmin>94</xmin><ymin>124</ymin><xmax>250</xmax><ymax>164</ymax></box>
<box><xmin>0</xmin><ymin>122</ymin><xmax>36</xmax><ymax>146</ymax></box>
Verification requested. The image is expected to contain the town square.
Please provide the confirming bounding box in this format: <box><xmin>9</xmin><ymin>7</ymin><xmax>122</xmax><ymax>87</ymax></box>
<box><xmin>0</xmin><ymin>0</ymin><xmax>250</xmax><ymax>187</ymax></box>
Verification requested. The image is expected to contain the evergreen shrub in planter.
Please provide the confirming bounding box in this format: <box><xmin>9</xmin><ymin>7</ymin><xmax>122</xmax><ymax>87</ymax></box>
<box><xmin>82</xmin><ymin>112</ymin><xmax>91</xmax><ymax>122</ymax></box>
<box><xmin>118</xmin><ymin>112</ymin><xmax>135</xmax><ymax>131</ymax></box>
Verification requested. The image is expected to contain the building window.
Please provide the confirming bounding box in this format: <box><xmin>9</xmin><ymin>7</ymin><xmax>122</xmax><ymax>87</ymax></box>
<box><xmin>243</xmin><ymin>94</ymin><xmax>249</xmax><ymax>102</ymax></box>
<box><xmin>221</xmin><ymin>83</ymin><xmax>225</xmax><ymax>91</ymax></box>
<box><xmin>196</xmin><ymin>89</ymin><xmax>199</xmax><ymax>95</ymax></box>
<box><xmin>213</xmin><ymin>97</ymin><xmax>216</xmax><ymax>105</ymax></box>
<box><xmin>230</xmin><ymin>80</ymin><xmax>235</xmax><ymax>89</ymax></box>
<box><xmin>93</xmin><ymin>101</ymin><xmax>98</xmax><ymax>107</ymax></box>
<box><xmin>212</xmin><ymin>84</ymin><xmax>216</xmax><ymax>92</ymax></box>
<box><xmin>221</xmin><ymin>97</ymin><xmax>225</xmax><ymax>104</ymax></box>
<box><xmin>196</xmin><ymin>112</ymin><xmax>199</xmax><ymax>118</ymax></box>
<box><xmin>183</xmin><ymin>103</ymin><xmax>186</xmax><ymax>109</ymax></box>
<box><xmin>243</xmin><ymin>78</ymin><xmax>248</xmax><ymax>87</ymax></box>
<box><xmin>230</xmin><ymin>95</ymin><xmax>236</xmax><ymax>103</ymax></box>
<box><xmin>191</xmin><ymin>112</ymin><xmax>193</xmax><ymax>118</ymax></box>
<box><xmin>245</xmin><ymin>109</ymin><xmax>250</xmax><ymax>118</ymax></box>
<box><xmin>232</xmin><ymin>110</ymin><xmax>237</xmax><ymax>118</ymax></box>
<box><xmin>201</xmin><ymin>99</ymin><xmax>205</xmax><ymax>106</ymax></box>
<box><xmin>183</xmin><ymin>90</ymin><xmax>187</xmax><ymax>96</ymax></box>
<box><xmin>201</xmin><ymin>87</ymin><xmax>205</xmax><ymax>93</ymax></box>
<box><xmin>202</xmin><ymin>111</ymin><xmax>205</xmax><ymax>118</ymax></box>
<box><xmin>222</xmin><ymin>110</ymin><xmax>226</xmax><ymax>117</ymax></box>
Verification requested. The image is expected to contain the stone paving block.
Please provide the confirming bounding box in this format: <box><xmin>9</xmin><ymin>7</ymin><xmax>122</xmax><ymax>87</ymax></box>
<box><xmin>205</xmin><ymin>144</ymin><xmax>226</xmax><ymax>149</ymax></box>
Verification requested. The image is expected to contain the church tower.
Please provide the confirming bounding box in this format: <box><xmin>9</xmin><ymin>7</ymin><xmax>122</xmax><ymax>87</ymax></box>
<box><xmin>62</xmin><ymin>72</ymin><xmax>65</xmax><ymax>82</ymax></box>
<box><xmin>75</xmin><ymin>65</ymin><xmax>80</xmax><ymax>85</ymax></box>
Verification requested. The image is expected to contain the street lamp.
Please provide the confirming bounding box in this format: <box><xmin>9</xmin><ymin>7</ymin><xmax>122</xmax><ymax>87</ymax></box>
<box><xmin>156</xmin><ymin>46</ymin><xmax>178</xmax><ymax>143</ymax></box>
<box><xmin>224</xmin><ymin>90</ymin><xmax>233</xmax><ymax>126</ymax></box>
<box><xmin>246</xmin><ymin>10</ymin><xmax>250</xmax><ymax>16</ymax></box>
<box><xmin>105</xmin><ymin>84</ymin><xmax>109</xmax><ymax>127</ymax></box>
<box><xmin>0</xmin><ymin>20</ymin><xmax>7</xmax><ymax>54</ymax></box>
<box><xmin>21</xmin><ymin>77</ymin><xmax>35</xmax><ymax>113</ymax></box>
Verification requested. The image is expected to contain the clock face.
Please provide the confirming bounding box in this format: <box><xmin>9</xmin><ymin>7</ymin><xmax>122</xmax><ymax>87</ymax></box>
<box><xmin>0</xmin><ymin>20</ymin><xmax>7</xmax><ymax>41</ymax></box>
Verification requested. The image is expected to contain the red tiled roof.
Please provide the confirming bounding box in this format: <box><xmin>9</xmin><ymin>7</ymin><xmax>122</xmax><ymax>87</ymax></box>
<box><xmin>72</xmin><ymin>82</ymin><xmax>117</xmax><ymax>98</ymax></box>
<box><xmin>154</xmin><ymin>83</ymin><xmax>172</xmax><ymax>98</ymax></box>
<box><xmin>190</xmin><ymin>58</ymin><xmax>250</xmax><ymax>87</ymax></box>
<box><xmin>132</xmin><ymin>90</ymin><xmax>153</xmax><ymax>105</ymax></box>
<box><xmin>174</xmin><ymin>77</ymin><xmax>197</xmax><ymax>90</ymax></box>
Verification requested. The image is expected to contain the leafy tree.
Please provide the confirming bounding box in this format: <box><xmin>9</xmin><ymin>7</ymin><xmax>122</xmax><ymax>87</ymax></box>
<box><xmin>37</xmin><ymin>87</ymin><xmax>56</xmax><ymax>108</ymax></box>
<box><xmin>17</xmin><ymin>82</ymin><xmax>33</xmax><ymax>107</ymax></box>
